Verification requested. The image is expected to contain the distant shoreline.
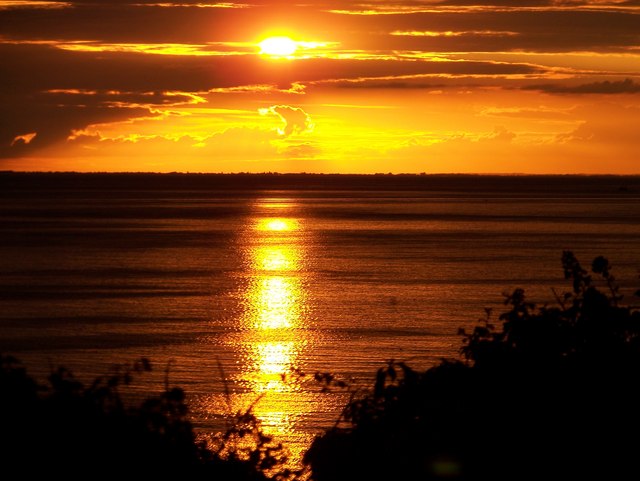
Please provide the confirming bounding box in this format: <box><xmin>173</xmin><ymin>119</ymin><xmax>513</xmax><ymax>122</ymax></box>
<box><xmin>3</xmin><ymin>171</ymin><xmax>640</xmax><ymax>177</ymax></box>
<box><xmin>2</xmin><ymin>171</ymin><xmax>639</xmax><ymax>195</ymax></box>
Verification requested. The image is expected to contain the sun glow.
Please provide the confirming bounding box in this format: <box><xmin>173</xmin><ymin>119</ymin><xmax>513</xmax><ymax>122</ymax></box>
<box><xmin>259</xmin><ymin>36</ymin><xmax>298</xmax><ymax>57</ymax></box>
<box><xmin>257</xmin><ymin>218</ymin><xmax>298</xmax><ymax>232</ymax></box>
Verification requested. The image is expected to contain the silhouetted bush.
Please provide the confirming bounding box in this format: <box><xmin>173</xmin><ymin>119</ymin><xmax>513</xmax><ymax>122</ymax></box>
<box><xmin>0</xmin><ymin>357</ymin><xmax>292</xmax><ymax>480</ymax></box>
<box><xmin>304</xmin><ymin>251</ymin><xmax>640</xmax><ymax>480</ymax></box>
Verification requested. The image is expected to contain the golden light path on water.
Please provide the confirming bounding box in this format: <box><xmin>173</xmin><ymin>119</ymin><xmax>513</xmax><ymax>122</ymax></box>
<box><xmin>227</xmin><ymin>199</ymin><xmax>318</xmax><ymax>467</ymax></box>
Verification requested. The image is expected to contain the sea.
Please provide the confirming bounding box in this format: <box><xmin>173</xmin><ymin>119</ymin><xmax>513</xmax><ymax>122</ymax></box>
<box><xmin>2</xmin><ymin>173</ymin><xmax>640</xmax><ymax>465</ymax></box>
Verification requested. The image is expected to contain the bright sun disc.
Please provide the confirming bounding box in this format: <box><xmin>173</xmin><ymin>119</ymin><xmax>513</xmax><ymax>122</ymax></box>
<box><xmin>259</xmin><ymin>37</ymin><xmax>298</xmax><ymax>57</ymax></box>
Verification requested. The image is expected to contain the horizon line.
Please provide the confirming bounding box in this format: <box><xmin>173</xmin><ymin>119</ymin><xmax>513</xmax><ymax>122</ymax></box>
<box><xmin>3</xmin><ymin>171</ymin><xmax>640</xmax><ymax>177</ymax></box>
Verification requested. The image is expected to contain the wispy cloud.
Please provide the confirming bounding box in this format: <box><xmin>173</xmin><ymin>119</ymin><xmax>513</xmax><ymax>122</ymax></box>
<box><xmin>46</xmin><ymin>89</ymin><xmax>207</xmax><ymax>106</ymax></box>
<box><xmin>130</xmin><ymin>2</ymin><xmax>249</xmax><ymax>7</ymax></box>
<box><xmin>390</xmin><ymin>30</ymin><xmax>519</xmax><ymax>37</ymax></box>
<box><xmin>0</xmin><ymin>1</ymin><xmax>71</xmax><ymax>9</ymax></box>
<box><xmin>328</xmin><ymin>4</ymin><xmax>640</xmax><ymax>15</ymax></box>
<box><xmin>524</xmin><ymin>78</ymin><xmax>640</xmax><ymax>94</ymax></box>
<box><xmin>480</xmin><ymin>106</ymin><xmax>574</xmax><ymax>120</ymax></box>
<box><xmin>208</xmin><ymin>83</ymin><xmax>306</xmax><ymax>94</ymax></box>
<box><xmin>11</xmin><ymin>132</ymin><xmax>37</xmax><ymax>146</ymax></box>
<box><xmin>55</xmin><ymin>42</ymin><xmax>248</xmax><ymax>56</ymax></box>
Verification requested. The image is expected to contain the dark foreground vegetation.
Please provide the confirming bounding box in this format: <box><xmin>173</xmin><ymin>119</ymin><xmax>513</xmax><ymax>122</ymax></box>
<box><xmin>2</xmin><ymin>251</ymin><xmax>640</xmax><ymax>479</ymax></box>
<box><xmin>306</xmin><ymin>252</ymin><xmax>640</xmax><ymax>480</ymax></box>
<box><xmin>0</xmin><ymin>356</ymin><xmax>293</xmax><ymax>479</ymax></box>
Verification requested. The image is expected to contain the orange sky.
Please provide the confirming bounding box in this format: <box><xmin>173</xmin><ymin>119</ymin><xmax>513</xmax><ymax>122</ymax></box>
<box><xmin>1</xmin><ymin>0</ymin><xmax>639</xmax><ymax>173</ymax></box>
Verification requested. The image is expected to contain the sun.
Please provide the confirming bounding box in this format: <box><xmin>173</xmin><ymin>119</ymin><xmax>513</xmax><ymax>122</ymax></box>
<box><xmin>259</xmin><ymin>36</ymin><xmax>298</xmax><ymax>57</ymax></box>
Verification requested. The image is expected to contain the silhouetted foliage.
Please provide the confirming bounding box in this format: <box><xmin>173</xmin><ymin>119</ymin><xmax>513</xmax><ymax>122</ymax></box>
<box><xmin>0</xmin><ymin>357</ymin><xmax>290</xmax><ymax>480</ymax></box>
<box><xmin>305</xmin><ymin>252</ymin><xmax>640</xmax><ymax>480</ymax></box>
<box><xmin>209</xmin><ymin>408</ymin><xmax>301</xmax><ymax>481</ymax></box>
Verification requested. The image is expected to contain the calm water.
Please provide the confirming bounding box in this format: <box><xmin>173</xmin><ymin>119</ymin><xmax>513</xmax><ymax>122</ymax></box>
<box><xmin>2</xmin><ymin>174</ymin><xmax>640</xmax><ymax>464</ymax></box>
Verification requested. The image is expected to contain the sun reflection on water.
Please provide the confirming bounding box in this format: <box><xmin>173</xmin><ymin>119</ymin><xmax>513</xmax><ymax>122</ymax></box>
<box><xmin>231</xmin><ymin>200</ymin><xmax>313</xmax><ymax>465</ymax></box>
<box><xmin>254</xmin><ymin>245</ymin><xmax>300</xmax><ymax>272</ymax></box>
<box><xmin>250</xmin><ymin>276</ymin><xmax>300</xmax><ymax>330</ymax></box>
<box><xmin>256</xmin><ymin>218</ymin><xmax>300</xmax><ymax>232</ymax></box>
<box><xmin>250</xmin><ymin>340</ymin><xmax>297</xmax><ymax>393</ymax></box>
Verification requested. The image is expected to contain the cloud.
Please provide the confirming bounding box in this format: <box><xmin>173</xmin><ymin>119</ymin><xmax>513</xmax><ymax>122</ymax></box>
<box><xmin>0</xmin><ymin>42</ymin><xmax>544</xmax><ymax>95</ymax></box>
<box><xmin>480</xmin><ymin>106</ymin><xmax>573</xmax><ymax>120</ymax></box>
<box><xmin>436</xmin><ymin>0</ymin><xmax>554</xmax><ymax>6</ymax></box>
<box><xmin>4</xmin><ymin>2</ymin><xmax>639</xmax><ymax>54</ymax></box>
<box><xmin>64</xmin><ymin>125</ymin><xmax>281</xmax><ymax>156</ymax></box>
<box><xmin>64</xmin><ymin>1</ymin><xmax>248</xmax><ymax>4</ymax></box>
<box><xmin>129</xmin><ymin>2</ymin><xmax>250</xmax><ymax>7</ymax></box>
<box><xmin>0</xmin><ymin>1</ymin><xmax>71</xmax><ymax>9</ymax></box>
<box><xmin>524</xmin><ymin>78</ymin><xmax>640</xmax><ymax>95</ymax></box>
<box><xmin>481</xmin><ymin>126</ymin><xmax>516</xmax><ymax>143</ymax></box>
<box><xmin>0</xmin><ymin>88</ymin><xmax>157</xmax><ymax>158</ymax></box>
<box><xmin>364</xmin><ymin>8</ymin><xmax>640</xmax><ymax>54</ymax></box>
<box><xmin>208</xmin><ymin>82</ymin><xmax>306</xmax><ymax>94</ymax></box>
<box><xmin>259</xmin><ymin>105</ymin><xmax>314</xmax><ymax>137</ymax></box>
<box><xmin>11</xmin><ymin>132</ymin><xmax>37</xmax><ymax>146</ymax></box>
<box><xmin>47</xmin><ymin>123</ymin><xmax>321</xmax><ymax>172</ymax></box>
<box><xmin>390</xmin><ymin>30</ymin><xmax>519</xmax><ymax>37</ymax></box>
<box><xmin>53</xmin><ymin>41</ymin><xmax>245</xmax><ymax>57</ymax></box>
<box><xmin>278</xmin><ymin>142</ymin><xmax>321</xmax><ymax>158</ymax></box>
<box><xmin>0</xmin><ymin>36</ymin><xmax>543</xmax><ymax>159</ymax></box>
<box><xmin>44</xmin><ymin>89</ymin><xmax>206</xmax><ymax>108</ymax></box>
<box><xmin>556</xmin><ymin>104</ymin><xmax>640</xmax><ymax>144</ymax></box>
<box><xmin>402</xmin><ymin>126</ymin><xmax>517</xmax><ymax>149</ymax></box>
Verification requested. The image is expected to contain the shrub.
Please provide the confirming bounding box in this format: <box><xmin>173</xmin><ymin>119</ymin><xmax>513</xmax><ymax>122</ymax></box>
<box><xmin>0</xmin><ymin>357</ymin><xmax>290</xmax><ymax>479</ymax></box>
<box><xmin>304</xmin><ymin>252</ymin><xmax>640</xmax><ymax>480</ymax></box>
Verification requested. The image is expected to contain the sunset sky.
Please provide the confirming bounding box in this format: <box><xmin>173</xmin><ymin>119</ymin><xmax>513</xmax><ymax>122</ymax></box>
<box><xmin>1</xmin><ymin>0</ymin><xmax>639</xmax><ymax>173</ymax></box>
